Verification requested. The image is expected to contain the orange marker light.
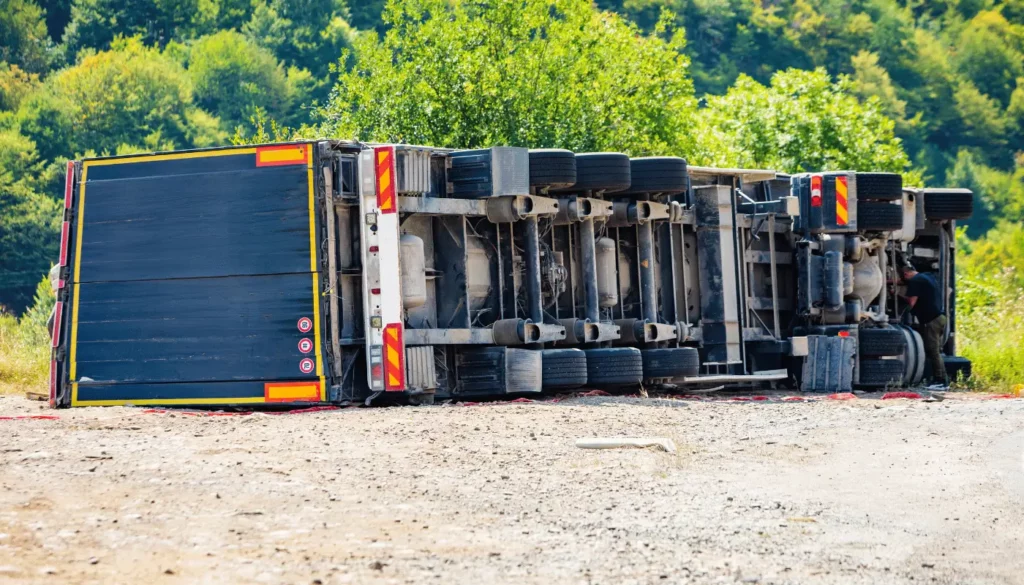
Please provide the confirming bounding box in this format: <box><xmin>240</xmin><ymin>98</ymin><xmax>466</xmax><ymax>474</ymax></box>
<box><xmin>256</xmin><ymin>144</ymin><xmax>307</xmax><ymax>167</ymax></box>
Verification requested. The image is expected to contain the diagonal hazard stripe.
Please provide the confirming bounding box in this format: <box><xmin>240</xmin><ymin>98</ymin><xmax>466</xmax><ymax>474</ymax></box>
<box><xmin>386</xmin><ymin>344</ymin><xmax>400</xmax><ymax>368</ymax></box>
<box><xmin>836</xmin><ymin>176</ymin><xmax>849</xmax><ymax>225</ymax></box>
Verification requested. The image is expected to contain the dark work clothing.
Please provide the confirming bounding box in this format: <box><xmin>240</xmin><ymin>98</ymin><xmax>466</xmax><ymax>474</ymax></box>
<box><xmin>916</xmin><ymin>314</ymin><xmax>948</xmax><ymax>383</ymax></box>
<box><xmin>906</xmin><ymin>273</ymin><xmax>943</xmax><ymax>325</ymax></box>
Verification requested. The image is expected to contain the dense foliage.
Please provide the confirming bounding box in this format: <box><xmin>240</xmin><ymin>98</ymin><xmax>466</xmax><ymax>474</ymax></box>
<box><xmin>0</xmin><ymin>0</ymin><xmax>1021</xmax><ymax>388</ymax></box>
<box><xmin>319</xmin><ymin>0</ymin><xmax>698</xmax><ymax>155</ymax></box>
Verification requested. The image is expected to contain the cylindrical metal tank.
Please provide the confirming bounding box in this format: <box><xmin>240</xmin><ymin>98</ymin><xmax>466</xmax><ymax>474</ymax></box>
<box><xmin>851</xmin><ymin>254</ymin><xmax>883</xmax><ymax>307</ymax></box>
<box><xmin>595</xmin><ymin>237</ymin><xmax>618</xmax><ymax>308</ymax></box>
<box><xmin>400</xmin><ymin>234</ymin><xmax>427</xmax><ymax>309</ymax></box>
<box><xmin>466</xmin><ymin>237</ymin><xmax>492</xmax><ymax>311</ymax></box>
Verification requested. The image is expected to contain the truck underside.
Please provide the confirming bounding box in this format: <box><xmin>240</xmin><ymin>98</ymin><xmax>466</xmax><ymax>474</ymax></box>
<box><xmin>50</xmin><ymin>141</ymin><xmax>974</xmax><ymax>407</ymax></box>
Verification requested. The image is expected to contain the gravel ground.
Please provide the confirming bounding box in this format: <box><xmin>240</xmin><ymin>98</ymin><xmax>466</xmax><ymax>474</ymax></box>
<box><xmin>1</xmin><ymin>393</ymin><xmax>1023</xmax><ymax>585</ymax></box>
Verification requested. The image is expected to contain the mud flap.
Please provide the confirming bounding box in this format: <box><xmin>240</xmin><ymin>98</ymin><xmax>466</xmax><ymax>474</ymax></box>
<box><xmin>800</xmin><ymin>335</ymin><xmax>856</xmax><ymax>392</ymax></box>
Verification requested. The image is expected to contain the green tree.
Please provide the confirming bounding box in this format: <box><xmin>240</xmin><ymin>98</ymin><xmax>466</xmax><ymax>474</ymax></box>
<box><xmin>62</xmin><ymin>0</ymin><xmax>255</xmax><ymax>56</ymax></box>
<box><xmin>188</xmin><ymin>30</ymin><xmax>301</xmax><ymax>128</ymax></box>
<box><xmin>16</xmin><ymin>37</ymin><xmax>222</xmax><ymax>162</ymax></box>
<box><xmin>953</xmin><ymin>80</ymin><xmax>1009</xmax><ymax>160</ymax></box>
<box><xmin>0</xmin><ymin>181</ymin><xmax>59</xmax><ymax>314</ymax></box>
<box><xmin>0</xmin><ymin>62</ymin><xmax>40</xmax><ymax>111</ymax></box>
<box><xmin>955</xmin><ymin>11</ymin><xmax>1023</xmax><ymax>107</ymax></box>
<box><xmin>349</xmin><ymin>0</ymin><xmax>387</xmax><ymax>33</ymax></box>
<box><xmin>694</xmin><ymin>68</ymin><xmax>913</xmax><ymax>175</ymax></box>
<box><xmin>242</xmin><ymin>0</ymin><xmax>352</xmax><ymax>82</ymax></box>
<box><xmin>851</xmin><ymin>50</ymin><xmax>909</xmax><ymax>127</ymax></box>
<box><xmin>317</xmin><ymin>0</ymin><xmax>697</xmax><ymax>156</ymax></box>
<box><xmin>0</xmin><ymin>0</ymin><xmax>51</xmax><ymax>73</ymax></box>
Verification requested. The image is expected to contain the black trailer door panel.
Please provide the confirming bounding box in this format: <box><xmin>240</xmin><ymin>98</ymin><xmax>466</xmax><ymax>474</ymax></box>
<box><xmin>64</xmin><ymin>145</ymin><xmax>326</xmax><ymax>406</ymax></box>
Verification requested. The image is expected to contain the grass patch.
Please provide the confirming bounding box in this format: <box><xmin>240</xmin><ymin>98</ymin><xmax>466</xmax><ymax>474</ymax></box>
<box><xmin>0</xmin><ymin>313</ymin><xmax>50</xmax><ymax>395</ymax></box>
<box><xmin>956</xmin><ymin>269</ymin><xmax>1024</xmax><ymax>391</ymax></box>
<box><xmin>0</xmin><ymin>276</ymin><xmax>53</xmax><ymax>396</ymax></box>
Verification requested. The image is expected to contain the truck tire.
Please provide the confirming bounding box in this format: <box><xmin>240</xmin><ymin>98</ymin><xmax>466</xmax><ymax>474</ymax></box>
<box><xmin>858</xmin><ymin>358</ymin><xmax>905</xmax><ymax>387</ymax></box>
<box><xmin>858</xmin><ymin>328</ymin><xmax>907</xmax><ymax>357</ymax></box>
<box><xmin>856</xmin><ymin>172</ymin><xmax>902</xmax><ymax>201</ymax></box>
<box><xmin>565</xmin><ymin>153</ymin><xmax>631</xmax><ymax>194</ymax></box>
<box><xmin>924</xmin><ymin>191</ymin><xmax>973</xmax><ymax>221</ymax></box>
<box><xmin>623</xmin><ymin>157</ymin><xmax>688</xmax><ymax>196</ymax></box>
<box><xmin>541</xmin><ymin>348</ymin><xmax>588</xmax><ymax>390</ymax></box>
<box><xmin>943</xmin><ymin>356</ymin><xmax>972</xmax><ymax>381</ymax></box>
<box><xmin>585</xmin><ymin>347</ymin><xmax>642</xmax><ymax>388</ymax></box>
<box><xmin>641</xmin><ymin>347</ymin><xmax>699</xmax><ymax>380</ymax></box>
<box><xmin>529</xmin><ymin>149</ymin><xmax>576</xmax><ymax>190</ymax></box>
<box><xmin>857</xmin><ymin>201</ymin><xmax>903</xmax><ymax>231</ymax></box>
<box><xmin>457</xmin><ymin>347</ymin><xmax>542</xmax><ymax>395</ymax></box>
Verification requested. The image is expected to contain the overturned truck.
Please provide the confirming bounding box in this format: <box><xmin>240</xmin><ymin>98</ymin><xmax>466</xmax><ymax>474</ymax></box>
<box><xmin>49</xmin><ymin>141</ymin><xmax>973</xmax><ymax>407</ymax></box>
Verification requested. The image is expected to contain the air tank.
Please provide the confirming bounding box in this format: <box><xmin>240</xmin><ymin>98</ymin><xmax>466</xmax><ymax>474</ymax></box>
<box><xmin>595</xmin><ymin>237</ymin><xmax>618</xmax><ymax>308</ymax></box>
<box><xmin>851</xmin><ymin>254</ymin><xmax>883</xmax><ymax>307</ymax></box>
<box><xmin>465</xmin><ymin>236</ymin><xmax>492</xmax><ymax>311</ymax></box>
<box><xmin>400</xmin><ymin>234</ymin><xmax>427</xmax><ymax>309</ymax></box>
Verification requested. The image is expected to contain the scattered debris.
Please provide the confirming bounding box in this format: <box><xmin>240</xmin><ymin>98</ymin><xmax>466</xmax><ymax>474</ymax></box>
<box><xmin>575</xmin><ymin>437</ymin><xmax>677</xmax><ymax>453</ymax></box>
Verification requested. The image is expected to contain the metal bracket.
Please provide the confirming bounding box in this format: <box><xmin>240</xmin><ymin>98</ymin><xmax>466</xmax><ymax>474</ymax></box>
<box><xmin>485</xmin><ymin>195</ymin><xmax>559</xmax><ymax>223</ymax></box>
<box><xmin>615</xmin><ymin>319</ymin><xmax>678</xmax><ymax>343</ymax></box>
<box><xmin>560</xmin><ymin>318</ymin><xmax>598</xmax><ymax>344</ymax></box>
<box><xmin>607</xmin><ymin>201</ymin><xmax>666</xmax><ymax>227</ymax></box>
<box><xmin>554</xmin><ymin>196</ymin><xmax>614</xmax><ymax>224</ymax></box>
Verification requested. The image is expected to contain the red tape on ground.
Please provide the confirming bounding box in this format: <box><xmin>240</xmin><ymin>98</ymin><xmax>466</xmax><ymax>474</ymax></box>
<box><xmin>881</xmin><ymin>392</ymin><xmax>923</xmax><ymax>400</ymax></box>
<box><xmin>0</xmin><ymin>415</ymin><xmax>60</xmax><ymax>420</ymax></box>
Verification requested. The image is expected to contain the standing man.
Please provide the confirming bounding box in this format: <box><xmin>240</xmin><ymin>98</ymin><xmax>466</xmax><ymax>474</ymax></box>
<box><xmin>901</xmin><ymin>264</ymin><xmax>948</xmax><ymax>385</ymax></box>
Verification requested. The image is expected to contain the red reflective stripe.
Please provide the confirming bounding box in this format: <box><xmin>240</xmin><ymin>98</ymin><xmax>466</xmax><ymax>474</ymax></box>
<box><xmin>51</xmin><ymin>302</ymin><xmax>63</xmax><ymax>348</ymax></box>
<box><xmin>64</xmin><ymin>161</ymin><xmax>74</xmax><ymax>209</ymax></box>
<box><xmin>383</xmin><ymin>322</ymin><xmax>405</xmax><ymax>391</ymax></box>
<box><xmin>375</xmin><ymin>146</ymin><xmax>397</xmax><ymax>214</ymax></box>
<box><xmin>59</xmin><ymin>221</ymin><xmax>70</xmax><ymax>267</ymax></box>
<box><xmin>49</xmin><ymin>360</ymin><xmax>57</xmax><ymax>407</ymax></box>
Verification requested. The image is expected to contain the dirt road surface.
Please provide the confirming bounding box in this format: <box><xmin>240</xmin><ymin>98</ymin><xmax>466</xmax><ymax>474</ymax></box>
<box><xmin>2</xmin><ymin>393</ymin><xmax>1023</xmax><ymax>585</ymax></box>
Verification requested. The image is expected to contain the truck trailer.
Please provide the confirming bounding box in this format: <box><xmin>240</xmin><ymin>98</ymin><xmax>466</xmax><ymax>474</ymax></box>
<box><xmin>48</xmin><ymin>141</ymin><xmax>974</xmax><ymax>407</ymax></box>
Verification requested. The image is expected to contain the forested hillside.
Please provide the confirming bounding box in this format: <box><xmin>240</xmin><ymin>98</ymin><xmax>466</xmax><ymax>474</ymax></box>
<box><xmin>1</xmin><ymin>0</ymin><xmax>1022</xmax><ymax>387</ymax></box>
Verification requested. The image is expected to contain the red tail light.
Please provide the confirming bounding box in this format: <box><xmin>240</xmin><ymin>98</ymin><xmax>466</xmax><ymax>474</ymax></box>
<box><xmin>58</xmin><ymin>221</ymin><xmax>70</xmax><ymax>268</ymax></box>
<box><xmin>810</xmin><ymin>175</ymin><xmax>823</xmax><ymax>208</ymax></box>
<box><xmin>64</xmin><ymin>161</ymin><xmax>74</xmax><ymax>209</ymax></box>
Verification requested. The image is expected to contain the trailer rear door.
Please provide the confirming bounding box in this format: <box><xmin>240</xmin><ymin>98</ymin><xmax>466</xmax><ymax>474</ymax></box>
<box><xmin>60</xmin><ymin>144</ymin><xmax>327</xmax><ymax>406</ymax></box>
